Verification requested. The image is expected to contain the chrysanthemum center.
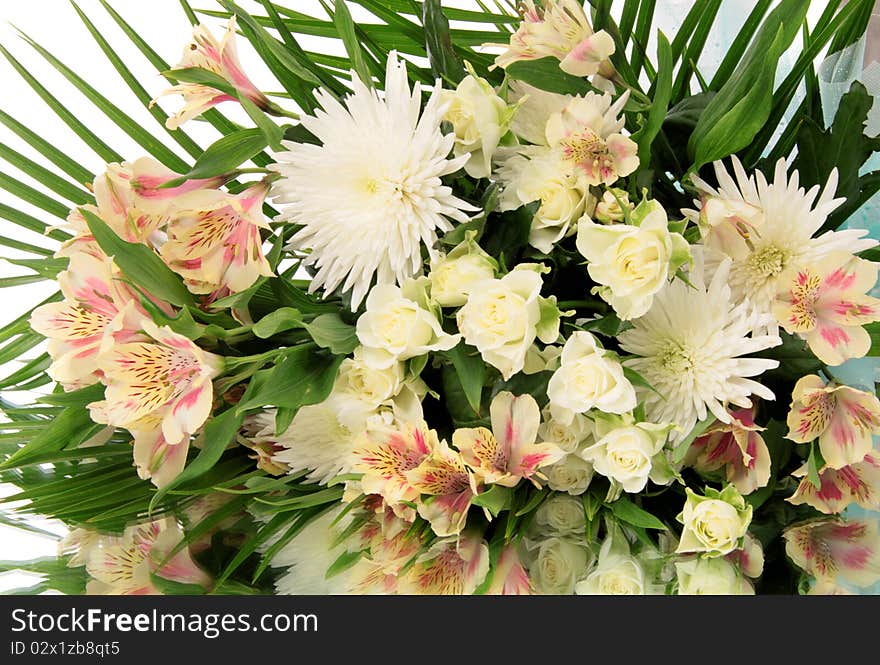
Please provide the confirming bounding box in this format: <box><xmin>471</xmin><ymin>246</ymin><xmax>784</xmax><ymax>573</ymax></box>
<box><xmin>657</xmin><ymin>340</ymin><xmax>694</xmax><ymax>374</ymax></box>
<box><xmin>746</xmin><ymin>244</ymin><xmax>789</xmax><ymax>280</ymax></box>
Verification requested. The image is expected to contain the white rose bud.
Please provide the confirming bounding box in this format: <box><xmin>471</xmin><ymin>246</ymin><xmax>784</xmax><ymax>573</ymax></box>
<box><xmin>429</xmin><ymin>233</ymin><xmax>497</xmax><ymax>307</ymax></box>
<box><xmin>538</xmin><ymin>409</ymin><xmax>593</xmax><ymax>455</ymax></box>
<box><xmin>547</xmin><ymin>331</ymin><xmax>636</xmax><ymax>425</ymax></box>
<box><xmin>676</xmin><ymin>486</ymin><xmax>753</xmax><ymax>557</ymax></box>
<box><xmin>675</xmin><ymin>557</ymin><xmax>754</xmax><ymax>595</ymax></box>
<box><xmin>440</xmin><ymin>70</ymin><xmax>513</xmax><ymax>178</ymax></box>
<box><xmin>576</xmin><ymin>199</ymin><xmax>691</xmax><ymax>320</ymax></box>
<box><xmin>535</xmin><ymin>494</ymin><xmax>586</xmax><ymax>536</ymax></box>
<box><xmin>594</xmin><ymin>188</ymin><xmax>633</xmax><ymax>223</ymax></box>
<box><xmin>457</xmin><ymin>265</ymin><xmax>560</xmax><ymax>380</ymax></box>
<box><xmin>528</xmin><ymin>536</ymin><xmax>591</xmax><ymax>594</ymax></box>
<box><xmin>356</xmin><ymin>284</ymin><xmax>460</xmax><ymax>369</ymax></box>
<box><xmin>580</xmin><ymin>415</ymin><xmax>672</xmax><ymax>494</ymax></box>
<box><xmin>544</xmin><ymin>455</ymin><xmax>594</xmax><ymax>495</ymax></box>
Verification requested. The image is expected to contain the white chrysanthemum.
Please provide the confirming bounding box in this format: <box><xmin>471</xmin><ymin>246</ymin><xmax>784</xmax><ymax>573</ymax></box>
<box><xmin>684</xmin><ymin>157</ymin><xmax>876</xmax><ymax>311</ymax></box>
<box><xmin>618</xmin><ymin>254</ymin><xmax>782</xmax><ymax>441</ymax></box>
<box><xmin>264</xmin><ymin>507</ymin><xmax>353</xmax><ymax>595</ymax></box>
<box><xmin>270</xmin><ymin>52</ymin><xmax>477</xmax><ymax>309</ymax></box>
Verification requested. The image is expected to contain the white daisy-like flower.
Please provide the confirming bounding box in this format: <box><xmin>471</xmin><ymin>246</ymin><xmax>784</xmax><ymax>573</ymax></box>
<box><xmin>618</xmin><ymin>253</ymin><xmax>782</xmax><ymax>441</ymax></box>
<box><xmin>270</xmin><ymin>52</ymin><xmax>477</xmax><ymax>309</ymax></box>
<box><xmin>684</xmin><ymin>157</ymin><xmax>876</xmax><ymax>311</ymax></box>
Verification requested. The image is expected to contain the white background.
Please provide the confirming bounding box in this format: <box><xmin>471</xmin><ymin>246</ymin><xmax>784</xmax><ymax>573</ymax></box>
<box><xmin>0</xmin><ymin>1</ymin><xmax>846</xmax><ymax>592</ymax></box>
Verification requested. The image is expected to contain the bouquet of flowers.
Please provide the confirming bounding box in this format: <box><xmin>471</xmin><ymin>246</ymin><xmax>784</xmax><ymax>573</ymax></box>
<box><xmin>2</xmin><ymin>0</ymin><xmax>880</xmax><ymax>596</ymax></box>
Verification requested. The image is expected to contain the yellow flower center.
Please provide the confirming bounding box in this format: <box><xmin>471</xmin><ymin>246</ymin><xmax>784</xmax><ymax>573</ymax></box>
<box><xmin>746</xmin><ymin>244</ymin><xmax>788</xmax><ymax>280</ymax></box>
<box><xmin>560</xmin><ymin>128</ymin><xmax>611</xmax><ymax>172</ymax></box>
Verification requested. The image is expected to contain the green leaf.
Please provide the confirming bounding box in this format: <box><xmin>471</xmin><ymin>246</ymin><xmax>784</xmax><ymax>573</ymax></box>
<box><xmin>253</xmin><ymin>307</ymin><xmax>304</xmax><ymax>338</ymax></box>
<box><xmin>608</xmin><ymin>495</ymin><xmax>667</xmax><ymax>530</ymax></box>
<box><xmin>236</xmin><ymin>345</ymin><xmax>343</xmax><ymax>413</ymax></box>
<box><xmin>866</xmin><ymin>322</ymin><xmax>880</xmax><ymax>356</ymax></box>
<box><xmin>422</xmin><ymin>0</ymin><xmax>465</xmax><ymax>84</ymax></box>
<box><xmin>444</xmin><ymin>342</ymin><xmax>486</xmax><ymax>414</ymax></box>
<box><xmin>793</xmin><ymin>81</ymin><xmax>880</xmax><ymax>232</ymax></box>
<box><xmin>81</xmin><ymin>208</ymin><xmax>194</xmax><ymax>308</ymax></box>
<box><xmin>303</xmin><ymin>313</ymin><xmax>359</xmax><ymax>355</ymax></box>
<box><xmin>173</xmin><ymin>128</ymin><xmax>268</xmax><ymax>182</ymax></box>
<box><xmin>688</xmin><ymin>0</ymin><xmax>810</xmax><ymax>170</ymax></box>
<box><xmin>0</xmin><ymin>405</ymin><xmax>102</xmax><ymax>470</ymax></box>
<box><xmin>633</xmin><ymin>32</ymin><xmax>672</xmax><ymax>168</ymax></box>
<box><xmin>151</xmin><ymin>408</ymin><xmax>244</xmax><ymax>509</ymax></box>
<box><xmin>331</xmin><ymin>0</ymin><xmax>373</xmax><ymax>86</ymax></box>
<box><xmin>671</xmin><ymin>417</ymin><xmax>715</xmax><ymax>463</ymax></box>
<box><xmin>505</xmin><ymin>57</ymin><xmax>594</xmax><ymax>95</ymax></box>
<box><xmin>471</xmin><ymin>485</ymin><xmax>514</xmax><ymax>516</ymax></box>
<box><xmin>150</xmin><ymin>572</ymin><xmax>207</xmax><ymax>595</ymax></box>
<box><xmin>325</xmin><ymin>549</ymin><xmax>364</xmax><ymax>579</ymax></box>
<box><xmin>807</xmin><ymin>442</ymin><xmax>825</xmax><ymax>490</ymax></box>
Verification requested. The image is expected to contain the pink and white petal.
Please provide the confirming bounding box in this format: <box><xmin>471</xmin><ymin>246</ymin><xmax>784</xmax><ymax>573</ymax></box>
<box><xmin>508</xmin><ymin>440</ymin><xmax>566</xmax><ymax>481</ymax></box>
<box><xmin>490</xmin><ymin>390</ymin><xmax>541</xmax><ymax>460</ymax></box>
<box><xmin>132</xmin><ymin>428</ymin><xmax>190</xmax><ymax>489</ymax></box>
<box><xmin>606</xmin><ymin>133</ymin><xmax>639</xmax><ymax>178</ymax></box>
<box><xmin>786</xmin><ymin>381</ymin><xmax>834</xmax><ymax>444</ymax></box>
<box><xmin>150</xmin><ymin>525</ymin><xmax>212</xmax><ymax>588</ymax></box>
<box><xmin>416</xmin><ymin>489</ymin><xmax>473</xmax><ymax>537</ymax></box>
<box><xmin>818</xmin><ymin>394</ymin><xmax>876</xmax><ymax>469</ymax></box>
<box><xmin>163</xmin><ymin>376</ymin><xmax>214</xmax><ymax>445</ymax></box>
<box><xmin>805</xmin><ymin>322</ymin><xmax>870</xmax><ymax>366</ymax></box>
<box><xmin>559</xmin><ymin>30</ymin><xmax>615</xmax><ymax>77</ymax></box>
<box><xmin>485</xmin><ymin>544</ymin><xmax>532</xmax><ymax>595</ymax></box>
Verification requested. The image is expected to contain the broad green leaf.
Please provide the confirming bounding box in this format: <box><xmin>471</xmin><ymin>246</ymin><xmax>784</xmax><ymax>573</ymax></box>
<box><xmin>505</xmin><ymin>57</ymin><xmax>594</xmax><ymax>96</ymax></box>
<box><xmin>236</xmin><ymin>345</ymin><xmax>343</xmax><ymax>413</ymax></box>
<box><xmin>793</xmin><ymin>82</ymin><xmax>880</xmax><ymax>232</ymax></box>
<box><xmin>253</xmin><ymin>307</ymin><xmax>304</xmax><ymax>338</ymax></box>
<box><xmin>608</xmin><ymin>495</ymin><xmax>667</xmax><ymax>530</ymax></box>
<box><xmin>688</xmin><ymin>0</ymin><xmax>810</xmax><ymax>170</ymax></box>
<box><xmin>807</xmin><ymin>442</ymin><xmax>825</xmax><ymax>490</ymax></box>
<box><xmin>172</xmin><ymin>128</ymin><xmax>268</xmax><ymax>183</ymax></box>
<box><xmin>444</xmin><ymin>342</ymin><xmax>486</xmax><ymax>414</ymax></box>
<box><xmin>471</xmin><ymin>485</ymin><xmax>513</xmax><ymax>516</ymax></box>
<box><xmin>0</xmin><ymin>405</ymin><xmax>102</xmax><ymax>469</ymax></box>
<box><xmin>423</xmin><ymin>0</ymin><xmax>465</xmax><ymax>84</ymax></box>
<box><xmin>82</xmin><ymin>208</ymin><xmax>194</xmax><ymax>308</ymax></box>
<box><xmin>303</xmin><ymin>313</ymin><xmax>359</xmax><ymax>355</ymax></box>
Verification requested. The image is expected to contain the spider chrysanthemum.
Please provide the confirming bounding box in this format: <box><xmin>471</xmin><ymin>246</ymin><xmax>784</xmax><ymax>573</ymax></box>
<box><xmin>269</xmin><ymin>52</ymin><xmax>477</xmax><ymax>309</ymax></box>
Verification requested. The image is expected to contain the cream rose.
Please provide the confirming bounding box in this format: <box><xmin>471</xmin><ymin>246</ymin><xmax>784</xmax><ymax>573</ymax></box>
<box><xmin>581</xmin><ymin>420</ymin><xmax>669</xmax><ymax>493</ymax></box>
<box><xmin>576</xmin><ymin>554</ymin><xmax>646</xmax><ymax>595</ymax></box>
<box><xmin>497</xmin><ymin>148</ymin><xmax>591</xmax><ymax>254</ymax></box>
<box><xmin>356</xmin><ymin>284</ymin><xmax>459</xmax><ymax>369</ymax></box>
<box><xmin>527</xmin><ymin>536</ymin><xmax>591</xmax><ymax>594</ymax></box>
<box><xmin>456</xmin><ymin>265</ymin><xmax>560</xmax><ymax>379</ymax></box>
<box><xmin>538</xmin><ymin>409</ymin><xmax>593</xmax><ymax>455</ymax></box>
<box><xmin>676</xmin><ymin>486</ymin><xmax>753</xmax><ymax>557</ymax></box>
<box><xmin>544</xmin><ymin>455</ymin><xmax>594</xmax><ymax>495</ymax></box>
<box><xmin>675</xmin><ymin>557</ymin><xmax>754</xmax><ymax>595</ymax></box>
<box><xmin>547</xmin><ymin>331</ymin><xmax>636</xmax><ymax>424</ymax></box>
<box><xmin>576</xmin><ymin>199</ymin><xmax>690</xmax><ymax>320</ymax></box>
<box><xmin>535</xmin><ymin>494</ymin><xmax>586</xmax><ymax>536</ymax></box>
<box><xmin>440</xmin><ymin>72</ymin><xmax>513</xmax><ymax>178</ymax></box>
<box><xmin>429</xmin><ymin>233</ymin><xmax>497</xmax><ymax>307</ymax></box>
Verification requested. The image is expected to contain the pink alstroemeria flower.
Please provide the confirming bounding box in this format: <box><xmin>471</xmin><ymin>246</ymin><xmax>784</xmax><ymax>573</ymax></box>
<box><xmin>491</xmin><ymin>0</ymin><xmax>616</xmax><ymax>79</ymax></box>
<box><xmin>29</xmin><ymin>252</ymin><xmax>153</xmax><ymax>390</ymax></box>
<box><xmin>353</xmin><ymin>422</ymin><xmax>436</xmax><ymax>517</ymax></box>
<box><xmin>785</xmin><ymin>374</ymin><xmax>880</xmax><ymax>469</ymax></box>
<box><xmin>156</xmin><ymin>17</ymin><xmax>270</xmax><ymax>129</ymax></box>
<box><xmin>131</xmin><ymin>422</ymin><xmax>191</xmax><ymax>489</ymax></box>
<box><xmin>788</xmin><ymin>453</ymin><xmax>880</xmax><ymax>514</ymax></box>
<box><xmin>773</xmin><ymin>252</ymin><xmax>880</xmax><ymax>366</ymax></box>
<box><xmin>407</xmin><ymin>439</ymin><xmax>478</xmax><ymax>537</ymax></box>
<box><xmin>784</xmin><ymin>518</ymin><xmax>880</xmax><ymax>588</ymax></box>
<box><xmin>160</xmin><ymin>182</ymin><xmax>273</xmax><ymax>296</ymax></box>
<box><xmin>485</xmin><ymin>544</ymin><xmax>533</xmax><ymax>595</ymax></box>
<box><xmin>85</xmin><ymin>518</ymin><xmax>211</xmax><ymax>595</ymax></box>
<box><xmin>61</xmin><ymin>158</ymin><xmax>225</xmax><ymax>249</ymax></box>
<box><xmin>454</xmin><ymin>391</ymin><xmax>564</xmax><ymax>488</ymax></box>
<box><xmin>686</xmin><ymin>408</ymin><xmax>772</xmax><ymax>495</ymax></box>
<box><xmin>399</xmin><ymin>532</ymin><xmax>490</xmax><ymax>595</ymax></box>
<box><xmin>88</xmin><ymin>320</ymin><xmax>223</xmax><ymax>446</ymax></box>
